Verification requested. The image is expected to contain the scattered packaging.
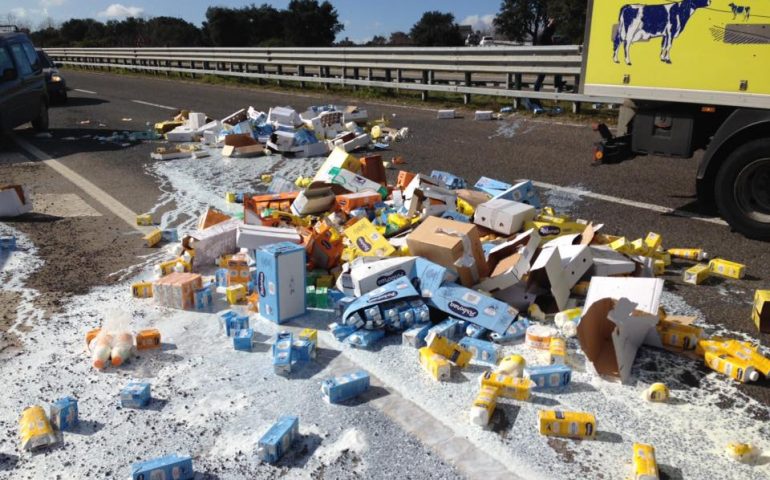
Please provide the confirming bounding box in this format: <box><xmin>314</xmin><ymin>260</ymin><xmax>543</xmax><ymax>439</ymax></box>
<box><xmin>349</xmin><ymin>256</ymin><xmax>416</xmax><ymax>297</ymax></box>
<box><xmin>154</xmin><ymin>272</ymin><xmax>203</xmax><ymax>310</ymax></box>
<box><xmin>402</xmin><ymin>323</ymin><xmax>433</xmax><ymax>348</ymax></box>
<box><xmin>346</xmin><ymin>329</ymin><xmax>386</xmax><ymax>349</ymax></box>
<box><xmin>474</xmin><ymin>199</ymin><xmax>537</xmax><ymax>235</ymax></box>
<box><xmin>479</xmin><ymin>371</ymin><xmax>532</xmax><ymax>400</ymax></box>
<box><xmin>321</xmin><ymin>370</ymin><xmax>370</xmax><ymax>403</ymax></box>
<box><xmin>538</xmin><ymin>410</ymin><xmax>596</xmax><ymax>439</ymax></box>
<box><xmin>233</xmin><ymin>328</ymin><xmax>256</xmax><ymax>351</ymax></box>
<box><xmin>470</xmin><ymin>385</ymin><xmax>498</xmax><ymax>426</ymax></box>
<box><xmin>459</xmin><ymin>337</ymin><xmax>501</xmax><ymax>365</ymax></box>
<box><xmin>425</xmin><ymin>332</ymin><xmax>472</xmax><ymax>367</ymax></box>
<box><xmin>704</xmin><ymin>351</ymin><xmax>759</xmax><ymax>383</ymax></box>
<box><xmin>642</xmin><ymin>382</ymin><xmax>670</xmax><ymax>402</ymax></box>
<box><xmin>272</xmin><ymin>332</ymin><xmax>293</xmax><ymax>374</ymax></box>
<box><xmin>136</xmin><ymin>329</ymin><xmax>161</xmax><ymax>350</ymax></box>
<box><xmin>683</xmin><ymin>264</ymin><xmax>711</xmax><ymax>285</ymax></box>
<box><xmin>525</xmin><ymin>325</ymin><xmax>558</xmax><ymax>350</ymax></box>
<box><xmin>257</xmin><ymin>242</ymin><xmax>307</xmax><ymax>324</ymax></box>
<box><xmin>429</xmin><ymin>285</ymin><xmax>516</xmax><ymax>335</ymax></box>
<box><xmin>495</xmin><ymin>354</ymin><xmax>526</xmax><ymax>377</ymax></box>
<box><xmin>525</xmin><ymin>364</ymin><xmax>572</xmax><ymax>389</ymax></box>
<box><xmin>753</xmin><ymin>290</ymin><xmax>770</xmax><ymax>333</ymax></box>
<box><xmin>632</xmin><ymin>443</ymin><xmax>659</xmax><ymax>480</ymax></box>
<box><xmin>131</xmin><ymin>455</ymin><xmax>194</xmax><ymax>480</ymax></box>
<box><xmin>19</xmin><ymin>405</ymin><xmax>57</xmax><ymax>451</ymax></box>
<box><xmin>548</xmin><ymin>337</ymin><xmax>567</xmax><ymax>365</ymax></box>
<box><xmin>120</xmin><ymin>382</ymin><xmax>151</xmax><ymax>408</ymax></box>
<box><xmin>474</xmin><ymin>111</ymin><xmax>494</xmax><ymax>121</ymax></box>
<box><xmin>49</xmin><ymin>397</ymin><xmax>78</xmax><ymax>431</ymax></box>
<box><xmin>708</xmin><ymin>258</ymin><xmax>746</xmax><ymax>279</ymax></box>
<box><xmin>237</xmin><ymin>225</ymin><xmax>302</xmax><ymax>251</ymax></box>
<box><xmin>668</xmin><ymin>248</ymin><xmax>708</xmax><ymax>261</ymax></box>
<box><xmin>419</xmin><ymin>346</ymin><xmax>451</xmax><ymax>381</ymax></box>
<box><xmin>132</xmin><ymin>282</ymin><xmax>153</xmax><ymax>298</ymax></box>
<box><xmin>437</xmin><ymin>109</ymin><xmax>456</xmax><ymax>119</ymax></box>
<box><xmin>725</xmin><ymin>443</ymin><xmax>760</xmax><ymax>464</ymax></box>
<box><xmin>344</xmin><ymin>218</ymin><xmax>395</xmax><ymax>258</ymax></box>
<box><xmin>257</xmin><ymin>415</ymin><xmax>300</xmax><ymax>464</ymax></box>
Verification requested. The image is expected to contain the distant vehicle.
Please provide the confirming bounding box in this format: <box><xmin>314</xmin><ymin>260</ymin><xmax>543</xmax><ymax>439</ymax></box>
<box><xmin>36</xmin><ymin>49</ymin><xmax>66</xmax><ymax>103</ymax></box>
<box><xmin>479</xmin><ymin>36</ymin><xmax>496</xmax><ymax>47</ymax></box>
<box><xmin>0</xmin><ymin>26</ymin><xmax>48</xmax><ymax>132</ymax></box>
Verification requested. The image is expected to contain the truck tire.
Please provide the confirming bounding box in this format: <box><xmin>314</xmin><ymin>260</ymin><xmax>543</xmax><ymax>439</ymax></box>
<box><xmin>31</xmin><ymin>101</ymin><xmax>49</xmax><ymax>132</ymax></box>
<box><xmin>714</xmin><ymin>138</ymin><xmax>770</xmax><ymax>240</ymax></box>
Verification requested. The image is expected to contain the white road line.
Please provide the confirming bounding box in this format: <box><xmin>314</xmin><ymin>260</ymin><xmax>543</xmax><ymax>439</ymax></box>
<box><xmin>73</xmin><ymin>88</ymin><xmax>97</xmax><ymax>94</ymax></box>
<box><xmin>131</xmin><ymin>99</ymin><xmax>178</xmax><ymax>111</ymax></box>
<box><xmin>532</xmin><ymin>180</ymin><xmax>729</xmax><ymax>226</ymax></box>
<box><xmin>12</xmin><ymin>136</ymin><xmax>152</xmax><ymax>234</ymax></box>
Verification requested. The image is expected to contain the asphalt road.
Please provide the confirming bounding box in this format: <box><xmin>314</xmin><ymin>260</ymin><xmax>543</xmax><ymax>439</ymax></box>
<box><xmin>1</xmin><ymin>70</ymin><xmax>769</xmax><ymax>476</ymax></box>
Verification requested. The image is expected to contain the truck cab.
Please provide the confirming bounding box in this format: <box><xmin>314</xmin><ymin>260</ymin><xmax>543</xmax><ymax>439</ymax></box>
<box><xmin>0</xmin><ymin>26</ymin><xmax>48</xmax><ymax>133</ymax></box>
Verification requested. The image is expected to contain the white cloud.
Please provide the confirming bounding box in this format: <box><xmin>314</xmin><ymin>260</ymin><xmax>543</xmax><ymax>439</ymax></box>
<box><xmin>10</xmin><ymin>7</ymin><xmax>28</xmax><ymax>18</ymax></box>
<box><xmin>97</xmin><ymin>3</ymin><xmax>144</xmax><ymax>18</ymax></box>
<box><xmin>461</xmin><ymin>14</ymin><xmax>496</xmax><ymax>33</ymax></box>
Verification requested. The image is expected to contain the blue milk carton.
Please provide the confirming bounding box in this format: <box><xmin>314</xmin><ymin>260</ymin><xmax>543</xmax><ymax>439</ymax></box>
<box><xmin>120</xmin><ymin>382</ymin><xmax>151</xmax><ymax>408</ymax></box>
<box><xmin>330</xmin><ymin>322</ymin><xmax>359</xmax><ymax>341</ymax></box>
<box><xmin>402</xmin><ymin>322</ymin><xmax>433</xmax><ymax>348</ymax></box>
<box><xmin>0</xmin><ymin>235</ymin><xmax>16</xmax><ymax>251</ymax></box>
<box><xmin>458</xmin><ymin>337</ymin><xmax>501</xmax><ymax>365</ymax></box>
<box><xmin>430</xmin><ymin>170</ymin><xmax>467</xmax><ymax>189</ymax></box>
<box><xmin>492</xmin><ymin>180</ymin><xmax>541</xmax><ymax>208</ymax></box>
<box><xmin>474</xmin><ymin>177</ymin><xmax>512</xmax><ymax>196</ymax></box>
<box><xmin>524</xmin><ymin>364</ymin><xmax>572</xmax><ymax>390</ymax></box>
<box><xmin>195</xmin><ymin>284</ymin><xmax>214</xmax><ymax>311</ymax></box>
<box><xmin>341</xmin><ymin>277</ymin><xmax>419</xmax><ymax>325</ymax></box>
<box><xmin>257</xmin><ymin>242</ymin><xmax>307</xmax><ymax>324</ymax></box>
<box><xmin>49</xmin><ymin>397</ymin><xmax>78</xmax><ymax>431</ymax></box>
<box><xmin>335</xmin><ymin>296</ymin><xmax>357</xmax><ymax>318</ymax></box>
<box><xmin>427</xmin><ymin>318</ymin><xmax>462</xmax><ymax>340</ymax></box>
<box><xmin>257</xmin><ymin>416</ymin><xmax>300</xmax><ymax>464</ymax></box>
<box><xmin>161</xmin><ymin>229</ymin><xmax>179</xmax><ymax>243</ymax></box>
<box><xmin>215</xmin><ymin>268</ymin><xmax>228</xmax><ymax>287</ymax></box>
<box><xmin>292</xmin><ymin>339</ymin><xmax>316</xmax><ymax>362</ymax></box>
<box><xmin>272</xmin><ymin>331</ymin><xmax>293</xmax><ymax>375</ymax></box>
<box><xmin>321</xmin><ymin>371</ymin><xmax>370</xmax><ymax>403</ymax></box>
<box><xmin>346</xmin><ymin>329</ymin><xmax>385</xmax><ymax>349</ymax></box>
<box><xmin>224</xmin><ymin>314</ymin><xmax>249</xmax><ymax>337</ymax></box>
<box><xmin>428</xmin><ymin>285</ymin><xmax>517</xmax><ymax>335</ymax></box>
<box><xmin>490</xmin><ymin>317</ymin><xmax>530</xmax><ymax>343</ymax></box>
<box><xmin>233</xmin><ymin>329</ymin><xmax>256</xmax><ymax>351</ymax></box>
<box><xmin>132</xmin><ymin>454</ymin><xmax>194</xmax><ymax>480</ymax></box>
<box><xmin>410</xmin><ymin>258</ymin><xmax>452</xmax><ymax>299</ymax></box>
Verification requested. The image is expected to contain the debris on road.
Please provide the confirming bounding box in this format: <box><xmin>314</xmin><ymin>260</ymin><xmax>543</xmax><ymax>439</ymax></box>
<box><xmin>0</xmin><ymin>185</ymin><xmax>33</xmax><ymax>217</ymax></box>
<box><xmin>258</xmin><ymin>415</ymin><xmax>300</xmax><ymax>464</ymax></box>
<box><xmin>131</xmin><ymin>454</ymin><xmax>194</xmax><ymax>480</ymax></box>
<box><xmin>19</xmin><ymin>405</ymin><xmax>58</xmax><ymax>451</ymax></box>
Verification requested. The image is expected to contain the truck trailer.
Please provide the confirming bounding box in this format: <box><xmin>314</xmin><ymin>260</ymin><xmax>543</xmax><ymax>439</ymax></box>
<box><xmin>582</xmin><ymin>0</ymin><xmax>770</xmax><ymax>239</ymax></box>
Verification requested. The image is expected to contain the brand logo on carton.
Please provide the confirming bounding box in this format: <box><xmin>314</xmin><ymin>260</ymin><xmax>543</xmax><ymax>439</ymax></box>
<box><xmin>376</xmin><ymin>270</ymin><xmax>406</xmax><ymax>286</ymax></box>
<box><xmin>539</xmin><ymin>225</ymin><xmax>561</xmax><ymax>236</ymax></box>
<box><xmin>448</xmin><ymin>301</ymin><xmax>478</xmax><ymax>318</ymax></box>
<box><xmin>321</xmin><ymin>240</ymin><xmax>332</xmax><ymax>250</ymax></box>
<box><xmin>368</xmin><ymin>291</ymin><xmax>398</xmax><ymax>303</ymax></box>
<box><xmin>356</xmin><ymin>237</ymin><xmax>372</xmax><ymax>252</ymax></box>
<box><xmin>258</xmin><ymin>272</ymin><xmax>266</xmax><ymax>297</ymax></box>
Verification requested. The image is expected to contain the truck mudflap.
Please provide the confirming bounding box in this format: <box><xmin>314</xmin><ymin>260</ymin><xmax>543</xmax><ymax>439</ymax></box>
<box><xmin>591</xmin><ymin>123</ymin><xmax>633</xmax><ymax>165</ymax></box>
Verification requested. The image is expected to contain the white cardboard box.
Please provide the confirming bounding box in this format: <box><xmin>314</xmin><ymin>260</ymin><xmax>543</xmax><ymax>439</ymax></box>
<box><xmin>0</xmin><ymin>186</ymin><xmax>32</xmax><ymax>217</ymax></box>
<box><xmin>437</xmin><ymin>110</ymin><xmax>456</xmax><ymax>119</ymax></box>
<box><xmin>474</xmin><ymin>111</ymin><xmax>493</xmax><ymax>121</ymax></box>
<box><xmin>236</xmin><ymin>225</ymin><xmax>302</xmax><ymax>251</ymax></box>
<box><xmin>590</xmin><ymin>246</ymin><xmax>637</xmax><ymax>276</ymax></box>
<box><xmin>350</xmin><ymin>256</ymin><xmax>417</xmax><ymax>297</ymax></box>
<box><xmin>474</xmin><ymin>198</ymin><xmax>536</xmax><ymax>235</ymax></box>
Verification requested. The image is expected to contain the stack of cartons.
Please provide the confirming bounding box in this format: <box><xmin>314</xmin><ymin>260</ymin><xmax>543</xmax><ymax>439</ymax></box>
<box><xmin>154</xmin><ymin>272</ymin><xmax>203</xmax><ymax>310</ymax></box>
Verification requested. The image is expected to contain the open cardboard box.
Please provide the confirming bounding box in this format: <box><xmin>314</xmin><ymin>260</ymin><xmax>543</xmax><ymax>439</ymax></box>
<box><xmin>476</xmin><ymin>229</ymin><xmax>540</xmax><ymax>293</ymax></box>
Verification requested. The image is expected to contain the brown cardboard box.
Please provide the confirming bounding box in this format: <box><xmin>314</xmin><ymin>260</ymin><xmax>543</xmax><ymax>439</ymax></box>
<box><xmin>360</xmin><ymin>155</ymin><xmax>386</xmax><ymax>184</ymax></box>
<box><xmin>753</xmin><ymin>290</ymin><xmax>770</xmax><ymax>333</ymax></box>
<box><xmin>406</xmin><ymin>216</ymin><xmax>488</xmax><ymax>287</ymax></box>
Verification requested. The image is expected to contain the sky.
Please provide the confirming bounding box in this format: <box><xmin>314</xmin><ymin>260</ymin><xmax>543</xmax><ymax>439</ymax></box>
<box><xmin>1</xmin><ymin>0</ymin><xmax>502</xmax><ymax>42</ymax></box>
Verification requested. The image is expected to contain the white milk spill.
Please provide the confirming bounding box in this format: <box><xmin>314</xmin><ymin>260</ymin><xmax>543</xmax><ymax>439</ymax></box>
<box><xmin>1</xmin><ymin>151</ymin><xmax>769</xmax><ymax>479</ymax></box>
<box><xmin>0</xmin><ymin>224</ymin><xmax>45</xmax><ymax>338</ymax></box>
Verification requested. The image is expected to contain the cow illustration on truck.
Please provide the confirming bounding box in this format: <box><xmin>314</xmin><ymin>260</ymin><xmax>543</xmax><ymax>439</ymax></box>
<box><xmin>585</xmin><ymin>0</ymin><xmax>770</xmax><ymax>240</ymax></box>
<box><xmin>613</xmin><ymin>0</ymin><xmax>711</xmax><ymax>64</ymax></box>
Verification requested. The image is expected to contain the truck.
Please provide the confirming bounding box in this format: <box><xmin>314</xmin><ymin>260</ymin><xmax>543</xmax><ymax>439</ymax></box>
<box><xmin>582</xmin><ymin>0</ymin><xmax>770</xmax><ymax>239</ymax></box>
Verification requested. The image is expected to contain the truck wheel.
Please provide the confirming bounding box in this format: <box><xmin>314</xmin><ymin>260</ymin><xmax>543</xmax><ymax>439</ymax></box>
<box><xmin>714</xmin><ymin>138</ymin><xmax>770</xmax><ymax>240</ymax></box>
<box><xmin>31</xmin><ymin>102</ymin><xmax>49</xmax><ymax>131</ymax></box>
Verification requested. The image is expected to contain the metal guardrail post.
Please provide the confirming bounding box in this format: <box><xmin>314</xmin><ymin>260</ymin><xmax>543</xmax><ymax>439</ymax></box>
<box><xmin>298</xmin><ymin>65</ymin><xmax>306</xmax><ymax>88</ymax></box>
<box><xmin>421</xmin><ymin>70</ymin><xmax>429</xmax><ymax>101</ymax></box>
<box><xmin>277</xmin><ymin>65</ymin><xmax>283</xmax><ymax>86</ymax></box>
<box><xmin>464</xmin><ymin>72</ymin><xmax>472</xmax><ymax>104</ymax></box>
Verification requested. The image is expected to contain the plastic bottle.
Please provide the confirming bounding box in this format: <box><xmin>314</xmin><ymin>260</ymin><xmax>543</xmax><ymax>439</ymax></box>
<box><xmin>91</xmin><ymin>334</ymin><xmax>113</xmax><ymax>370</ymax></box>
<box><xmin>111</xmin><ymin>332</ymin><xmax>134</xmax><ymax>367</ymax></box>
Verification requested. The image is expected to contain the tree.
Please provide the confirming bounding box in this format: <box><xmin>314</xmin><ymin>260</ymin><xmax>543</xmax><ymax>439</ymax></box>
<box><xmin>203</xmin><ymin>7</ymin><xmax>252</xmax><ymax>47</ymax></box>
<box><xmin>409</xmin><ymin>12</ymin><xmax>463</xmax><ymax>46</ymax></box>
<box><xmin>282</xmin><ymin>0</ymin><xmax>343</xmax><ymax>47</ymax></box>
<box><xmin>493</xmin><ymin>0</ymin><xmax>548</xmax><ymax>45</ymax></box>
<box><xmin>145</xmin><ymin>17</ymin><xmax>202</xmax><ymax>47</ymax></box>
<box><xmin>547</xmin><ymin>0</ymin><xmax>587</xmax><ymax>44</ymax></box>
<box><xmin>366</xmin><ymin>35</ymin><xmax>386</xmax><ymax>46</ymax></box>
<box><xmin>388</xmin><ymin>31</ymin><xmax>412</xmax><ymax>46</ymax></box>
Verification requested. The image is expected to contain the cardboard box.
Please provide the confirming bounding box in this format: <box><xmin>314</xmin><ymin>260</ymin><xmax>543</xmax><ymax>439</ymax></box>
<box><xmin>474</xmin><ymin>177</ymin><xmax>511</xmax><ymax>196</ymax></box>
<box><xmin>428</xmin><ymin>285</ymin><xmax>517</xmax><ymax>335</ymax></box>
<box><xmin>291</xmin><ymin>186</ymin><xmax>336</xmax><ymax>216</ymax></box>
<box><xmin>708</xmin><ymin>258</ymin><xmax>746</xmax><ymax>279</ymax></box>
<box><xmin>491</xmin><ymin>180</ymin><xmax>542</xmax><ymax>209</ymax></box>
<box><xmin>328</xmin><ymin>167</ymin><xmax>388</xmax><ymax>199</ymax></box>
<box><xmin>244</xmin><ymin>192</ymin><xmax>299</xmax><ymax>224</ymax></box>
<box><xmin>342</xmin><ymin>277</ymin><xmax>419</xmax><ymax>324</ymax></box>
<box><xmin>182</xmin><ymin>219</ymin><xmax>240</xmax><ymax>268</ymax></box>
<box><xmin>474</xmin><ymin>110</ymin><xmax>494</xmax><ymax>121</ymax></box>
<box><xmin>474</xmin><ymin>199</ymin><xmax>536</xmax><ymax>235</ymax></box>
<box><xmin>336</xmin><ymin>192</ymin><xmax>381</xmax><ymax>214</ymax></box>
<box><xmin>683</xmin><ymin>263</ymin><xmax>710</xmax><ymax>285</ymax></box>
<box><xmin>49</xmin><ymin>397</ymin><xmax>78</xmax><ymax>431</ymax></box>
<box><xmin>411</xmin><ymin>258</ymin><xmax>455</xmax><ymax>298</ymax></box>
<box><xmin>136</xmin><ymin>329</ymin><xmax>161</xmax><ymax>350</ymax></box>
<box><xmin>396</xmin><ymin>170</ymin><xmax>417</xmax><ymax>189</ymax></box>
<box><xmin>268</xmin><ymin>106</ymin><xmax>302</xmax><ymax>127</ymax></box>
<box><xmin>753</xmin><ymin>290</ymin><xmax>770</xmax><ymax>333</ymax></box>
<box><xmin>360</xmin><ymin>155</ymin><xmax>386</xmax><ymax>184</ymax></box>
<box><xmin>529</xmin><ymin>245</ymin><xmax>594</xmax><ymax>311</ymax></box>
<box><xmin>237</xmin><ymin>225</ymin><xmax>302</xmax><ymax>251</ymax></box>
<box><xmin>257</xmin><ymin>242</ymin><xmax>307</xmax><ymax>324</ymax></box>
<box><xmin>477</xmin><ymin>229</ymin><xmax>540</xmax><ymax>292</ymax></box>
<box><xmin>590</xmin><ymin>246</ymin><xmax>637</xmax><ymax>276</ymax></box>
<box><xmin>430</xmin><ymin>171</ymin><xmax>466</xmax><ymax>189</ymax></box>
<box><xmin>153</xmin><ymin>272</ymin><xmax>203</xmax><ymax>310</ymax></box>
<box><xmin>349</xmin><ymin>256</ymin><xmax>416</xmax><ymax>297</ymax></box>
<box><xmin>344</xmin><ymin>218</ymin><xmax>395</xmax><ymax>258</ymax></box>
<box><xmin>437</xmin><ymin>109</ymin><xmax>456</xmax><ymax>119</ymax></box>
<box><xmin>313</xmin><ymin>147</ymin><xmax>361</xmax><ymax>183</ymax></box>
<box><xmin>407</xmin><ymin>216</ymin><xmax>488</xmax><ymax>287</ymax></box>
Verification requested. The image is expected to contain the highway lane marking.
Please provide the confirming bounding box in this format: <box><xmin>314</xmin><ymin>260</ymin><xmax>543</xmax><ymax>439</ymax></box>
<box><xmin>73</xmin><ymin>88</ymin><xmax>97</xmax><ymax>94</ymax></box>
<box><xmin>532</xmin><ymin>181</ymin><xmax>729</xmax><ymax>226</ymax></box>
<box><xmin>12</xmin><ymin>136</ymin><xmax>153</xmax><ymax>234</ymax></box>
<box><xmin>131</xmin><ymin>99</ymin><xmax>178</xmax><ymax>111</ymax></box>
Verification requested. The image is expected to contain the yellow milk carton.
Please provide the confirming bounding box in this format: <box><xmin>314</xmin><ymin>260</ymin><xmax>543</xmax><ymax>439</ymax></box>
<box><xmin>644</xmin><ymin>232</ymin><xmax>662</xmax><ymax>251</ymax></box>
<box><xmin>480</xmin><ymin>371</ymin><xmax>533</xmax><ymax>401</ymax></box>
<box><xmin>668</xmin><ymin>248</ymin><xmax>708</xmax><ymax>261</ymax></box>
<box><xmin>344</xmin><ymin>218</ymin><xmax>395</xmax><ymax>258</ymax></box>
<box><xmin>136</xmin><ymin>213</ymin><xmax>153</xmax><ymax>226</ymax></box>
<box><xmin>752</xmin><ymin>290</ymin><xmax>770</xmax><ymax>333</ymax></box>
<box><xmin>609</xmin><ymin>237</ymin><xmax>634</xmax><ymax>255</ymax></box>
<box><xmin>538</xmin><ymin>410</ymin><xmax>596</xmax><ymax>439</ymax></box>
<box><xmin>683</xmin><ymin>264</ymin><xmax>710</xmax><ymax>285</ymax></box>
<box><xmin>425</xmin><ymin>332</ymin><xmax>472</xmax><ymax>368</ymax></box>
<box><xmin>656</xmin><ymin>319</ymin><xmax>704</xmax><ymax>350</ymax></box>
<box><xmin>419</xmin><ymin>347</ymin><xmax>451</xmax><ymax>381</ymax></box>
<box><xmin>226</xmin><ymin>284</ymin><xmax>247</xmax><ymax>305</ymax></box>
<box><xmin>143</xmin><ymin>229</ymin><xmax>163</xmax><ymax>248</ymax></box>
<box><xmin>19</xmin><ymin>405</ymin><xmax>58</xmax><ymax>451</ymax></box>
<box><xmin>722</xmin><ymin>339</ymin><xmax>770</xmax><ymax>377</ymax></box>
<box><xmin>131</xmin><ymin>281</ymin><xmax>154</xmax><ymax>298</ymax></box>
<box><xmin>708</xmin><ymin>258</ymin><xmax>746</xmax><ymax>280</ymax></box>
<box><xmin>705</xmin><ymin>352</ymin><xmax>760</xmax><ymax>383</ymax></box>
<box><xmin>299</xmin><ymin>329</ymin><xmax>318</xmax><ymax>346</ymax></box>
<box><xmin>548</xmin><ymin>337</ymin><xmax>567</xmax><ymax>365</ymax></box>
<box><xmin>632</xmin><ymin>443</ymin><xmax>660</xmax><ymax>480</ymax></box>
<box><xmin>470</xmin><ymin>385</ymin><xmax>498</xmax><ymax>427</ymax></box>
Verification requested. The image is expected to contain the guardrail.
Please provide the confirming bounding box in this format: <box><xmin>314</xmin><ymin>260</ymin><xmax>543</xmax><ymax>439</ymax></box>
<box><xmin>45</xmin><ymin>46</ymin><xmax>622</xmax><ymax>112</ymax></box>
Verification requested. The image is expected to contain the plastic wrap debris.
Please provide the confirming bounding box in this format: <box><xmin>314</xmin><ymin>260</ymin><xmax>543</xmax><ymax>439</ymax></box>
<box><xmin>0</xmin><ymin>185</ymin><xmax>33</xmax><ymax>217</ymax></box>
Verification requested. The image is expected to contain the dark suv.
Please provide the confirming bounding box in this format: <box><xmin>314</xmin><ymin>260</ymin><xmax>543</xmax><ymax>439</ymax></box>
<box><xmin>0</xmin><ymin>26</ymin><xmax>48</xmax><ymax>132</ymax></box>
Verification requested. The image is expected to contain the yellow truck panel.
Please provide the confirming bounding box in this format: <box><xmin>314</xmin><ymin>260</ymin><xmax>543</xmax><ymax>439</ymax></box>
<box><xmin>583</xmin><ymin>0</ymin><xmax>770</xmax><ymax>108</ymax></box>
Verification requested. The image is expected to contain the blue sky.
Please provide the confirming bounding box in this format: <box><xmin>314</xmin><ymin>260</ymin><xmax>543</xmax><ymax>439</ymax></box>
<box><xmin>2</xmin><ymin>0</ymin><xmax>502</xmax><ymax>42</ymax></box>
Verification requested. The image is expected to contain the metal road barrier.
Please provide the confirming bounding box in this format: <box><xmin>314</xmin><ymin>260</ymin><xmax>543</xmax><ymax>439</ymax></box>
<box><xmin>45</xmin><ymin>46</ymin><xmax>622</xmax><ymax>111</ymax></box>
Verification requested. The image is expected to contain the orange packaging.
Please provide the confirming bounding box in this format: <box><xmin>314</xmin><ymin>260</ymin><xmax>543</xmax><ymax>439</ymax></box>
<box><xmin>85</xmin><ymin>328</ymin><xmax>101</xmax><ymax>347</ymax></box>
<box><xmin>360</xmin><ymin>155</ymin><xmax>387</xmax><ymax>184</ymax></box>
<box><xmin>227</xmin><ymin>253</ymin><xmax>250</xmax><ymax>286</ymax></box>
<box><xmin>136</xmin><ymin>329</ymin><xmax>161</xmax><ymax>350</ymax></box>
<box><xmin>312</xmin><ymin>223</ymin><xmax>343</xmax><ymax>269</ymax></box>
<box><xmin>244</xmin><ymin>192</ymin><xmax>299</xmax><ymax>222</ymax></box>
<box><xmin>336</xmin><ymin>192</ymin><xmax>382</xmax><ymax>214</ymax></box>
<box><xmin>396</xmin><ymin>170</ymin><xmax>416</xmax><ymax>189</ymax></box>
<box><xmin>154</xmin><ymin>272</ymin><xmax>203</xmax><ymax>310</ymax></box>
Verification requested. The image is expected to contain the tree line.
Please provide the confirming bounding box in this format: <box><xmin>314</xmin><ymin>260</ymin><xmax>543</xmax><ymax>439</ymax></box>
<box><xmin>19</xmin><ymin>0</ymin><xmax>587</xmax><ymax>49</ymax></box>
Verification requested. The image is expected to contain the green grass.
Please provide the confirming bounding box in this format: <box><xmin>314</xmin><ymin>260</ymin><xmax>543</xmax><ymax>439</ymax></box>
<box><xmin>64</xmin><ymin>65</ymin><xmax>618</xmax><ymax>125</ymax></box>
